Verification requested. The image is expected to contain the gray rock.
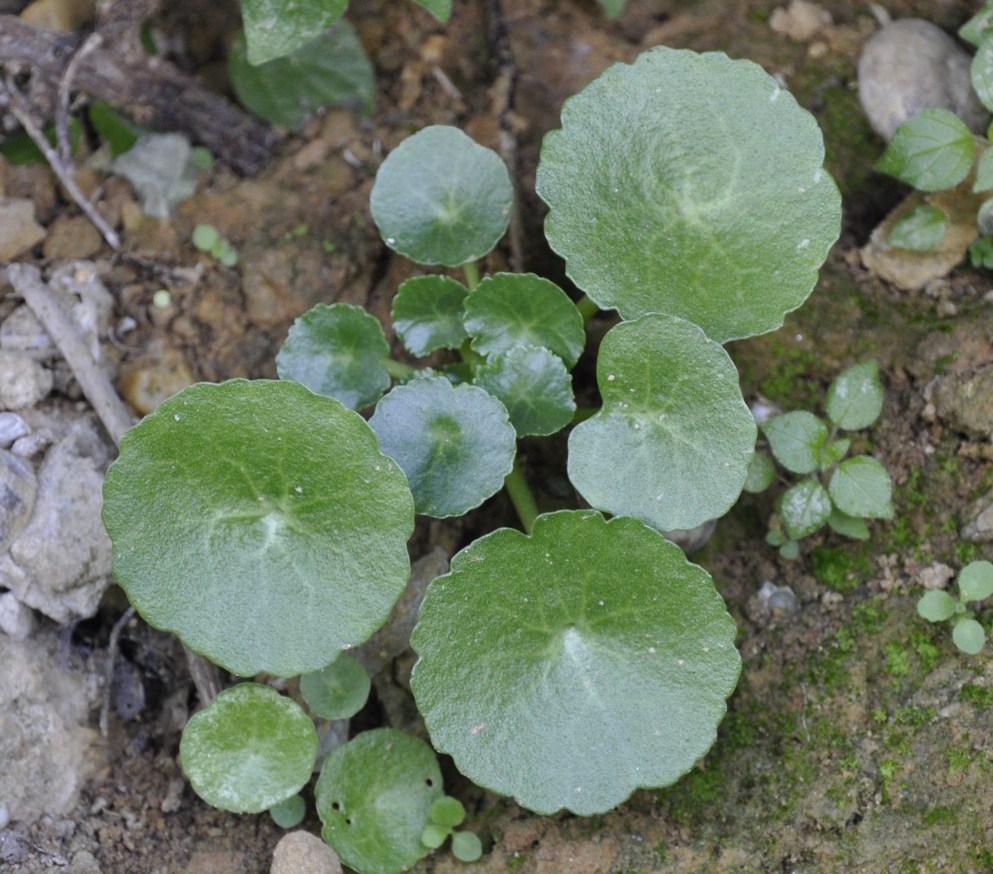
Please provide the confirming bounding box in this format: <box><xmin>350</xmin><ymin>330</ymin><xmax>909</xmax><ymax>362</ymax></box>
<box><xmin>0</xmin><ymin>592</ymin><xmax>35</xmax><ymax>641</ymax></box>
<box><xmin>931</xmin><ymin>369</ymin><xmax>993</xmax><ymax>438</ymax></box>
<box><xmin>271</xmin><ymin>831</ymin><xmax>343</xmax><ymax>874</ymax></box>
<box><xmin>0</xmin><ymin>351</ymin><xmax>53</xmax><ymax>410</ymax></box>
<box><xmin>962</xmin><ymin>488</ymin><xmax>993</xmax><ymax>543</ymax></box>
<box><xmin>858</xmin><ymin>19</ymin><xmax>990</xmax><ymax>141</ymax></box>
<box><xmin>0</xmin><ymin>305</ymin><xmax>56</xmax><ymax>361</ymax></box>
<box><xmin>0</xmin><ymin>449</ymin><xmax>36</xmax><ymax>554</ymax></box>
<box><xmin>0</xmin><ymin>413</ymin><xmax>30</xmax><ymax>448</ymax></box>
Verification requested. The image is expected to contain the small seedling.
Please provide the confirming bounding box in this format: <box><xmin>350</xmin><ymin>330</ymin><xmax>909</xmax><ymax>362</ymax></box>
<box><xmin>917</xmin><ymin>560</ymin><xmax>993</xmax><ymax>655</ymax></box>
<box><xmin>192</xmin><ymin>224</ymin><xmax>238</xmax><ymax>267</ymax></box>
<box><xmin>420</xmin><ymin>797</ymin><xmax>483</xmax><ymax>863</ymax></box>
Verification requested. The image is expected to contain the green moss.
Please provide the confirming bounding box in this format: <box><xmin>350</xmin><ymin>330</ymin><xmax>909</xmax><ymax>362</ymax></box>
<box><xmin>812</xmin><ymin>545</ymin><xmax>869</xmax><ymax>593</ymax></box>
<box><xmin>852</xmin><ymin>601</ymin><xmax>886</xmax><ymax>633</ymax></box>
<box><xmin>756</xmin><ymin>343</ymin><xmax>820</xmax><ymax>407</ymax></box>
<box><xmin>945</xmin><ymin>746</ymin><xmax>973</xmax><ymax>774</ymax></box>
<box><xmin>885</xmin><ymin>642</ymin><xmax>911</xmax><ymax>678</ymax></box>
<box><xmin>961</xmin><ymin>682</ymin><xmax>993</xmax><ymax>709</ymax></box>
<box><xmin>957</xmin><ymin>541</ymin><xmax>979</xmax><ymax>565</ymax></box>
<box><xmin>879</xmin><ymin>757</ymin><xmax>900</xmax><ymax>784</ymax></box>
<box><xmin>923</xmin><ymin>805</ymin><xmax>954</xmax><ymax>827</ymax></box>
<box><xmin>894</xmin><ymin>705</ymin><xmax>936</xmax><ymax>728</ymax></box>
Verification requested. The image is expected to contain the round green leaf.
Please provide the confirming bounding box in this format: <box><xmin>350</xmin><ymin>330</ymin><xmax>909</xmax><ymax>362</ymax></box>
<box><xmin>568</xmin><ymin>315</ymin><xmax>756</xmax><ymax>533</ymax></box>
<box><xmin>276</xmin><ymin>304</ymin><xmax>390</xmax><ymax>410</ymax></box>
<box><xmin>369</xmin><ymin>377</ymin><xmax>516</xmax><ymax>517</ymax></box>
<box><xmin>959</xmin><ymin>560</ymin><xmax>993</xmax><ymax>603</ymax></box>
<box><xmin>391</xmin><ymin>275</ymin><xmax>469</xmax><ymax>356</ymax></box>
<box><xmin>886</xmin><ymin>204</ymin><xmax>947</xmax><ymax>252</ymax></box>
<box><xmin>742</xmin><ymin>449</ymin><xmax>775</xmax><ymax>494</ymax></box>
<box><xmin>463</xmin><ymin>273</ymin><xmax>585</xmax><ymax>368</ymax></box>
<box><xmin>430</xmin><ymin>796</ymin><xmax>465</xmax><ymax>828</ymax></box>
<box><xmin>875</xmin><ymin>109</ymin><xmax>975</xmax><ymax>192</ymax></box>
<box><xmin>828</xmin><ymin>456</ymin><xmax>894</xmax><ymax>520</ymax></box>
<box><xmin>827</xmin><ymin>507</ymin><xmax>870</xmax><ymax>540</ymax></box>
<box><xmin>229</xmin><ymin>25</ymin><xmax>374</xmax><ymax>128</ymax></box>
<box><xmin>241</xmin><ymin>0</ymin><xmax>347</xmax><ymax>65</ymax></box>
<box><xmin>451</xmin><ymin>831</ymin><xmax>483</xmax><ymax>862</ymax></box>
<box><xmin>421</xmin><ymin>823</ymin><xmax>450</xmax><ymax>849</ymax></box>
<box><xmin>180</xmin><ymin>684</ymin><xmax>318</xmax><ymax>813</ymax></box>
<box><xmin>315</xmin><ymin>729</ymin><xmax>443</xmax><ymax>874</ymax></box>
<box><xmin>826</xmin><ymin>361</ymin><xmax>885</xmax><ymax>431</ymax></box>
<box><xmin>300</xmin><ymin>653</ymin><xmax>371</xmax><ymax>720</ymax></box>
<box><xmin>473</xmin><ymin>346</ymin><xmax>576</xmax><ymax>437</ymax></box>
<box><xmin>917</xmin><ymin>590</ymin><xmax>958</xmax><ymax>623</ymax></box>
<box><xmin>953</xmin><ymin>618</ymin><xmax>987</xmax><ymax>655</ymax></box>
<box><xmin>270</xmin><ymin>794</ymin><xmax>307</xmax><ymax>828</ymax></box>
<box><xmin>536</xmin><ymin>47</ymin><xmax>841</xmax><ymax>341</ymax></box>
<box><xmin>370</xmin><ymin>126</ymin><xmax>513</xmax><ymax>267</ymax></box>
<box><xmin>777</xmin><ymin>478</ymin><xmax>831</xmax><ymax>540</ymax></box>
<box><xmin>410</xmin><ymin>511</ymin><xmax>741</xmax><ymax>815</ymax></box>
<box><xmin>103</xmin><ymin>379</ymin><xmax>415</xmax><ymax>677</ymax></box>
<box><xmin>975</xmin><ymin>148</ymin><xmax>993</xmax><ymax>193</ymax></box>
<box><xmin>761</xmin><ymin>411</ymin><xmax>828</xmax><ymax>475</ymax></box>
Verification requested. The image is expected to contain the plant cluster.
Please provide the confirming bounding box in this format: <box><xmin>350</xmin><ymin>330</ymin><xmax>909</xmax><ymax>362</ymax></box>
<box><xmin>102</xmin><ymin>46</ymin><xmax>842</xmax><ymax>873</ymax></box>
<box><xmin>191</xmin><ymin>224</ymin><xmax>239</xmax><ymax>267</ymax></box>
<box><xmin>917</xmin><ymin>560</ymin><xmax>993</xmax><ymax>654</ymax></box>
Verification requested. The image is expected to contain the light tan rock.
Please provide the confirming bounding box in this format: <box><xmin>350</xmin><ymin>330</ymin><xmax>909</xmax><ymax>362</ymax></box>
<box><xmin>769</xmin><ymin>0</ymin><xmax>831</xmax><ymax>42</ymax></box>
<box><xmin>0</xmin><ymin>198</ymin><xmax>46</xmax><ymax>261</ymax></box>
<box><xmin>271</xmin><ymin>831</ymin><xmax>343</xmax><ymax>874</ymax></box>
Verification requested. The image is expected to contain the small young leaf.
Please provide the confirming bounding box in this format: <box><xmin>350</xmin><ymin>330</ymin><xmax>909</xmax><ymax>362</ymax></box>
<box><xmin>451</xmin><ymin>831</ymin><xmax>483</xmax><ymax>862</ymax></box>
<box><xmin>269</xmin><ymin>794</ymin><xmax>306</xmax><ymax>829</ymax></box>
<box><xmin>952</xmin><ymin>618</ymin><xmax>987</xmax><ymax>655</ymax></box>
<box><xmin>409</xmin><ymin>0</ymin><xmax>452</xmax><ymax>20</ymax></box>
<box><xmin>779</xmin><ymin>540</ymin><xmax>801</xmax><ymax>561</ymax></box>
<box><xmin>828</xmin><ymin>456</ymin><xmax>894</xmax><ymax>520</ymax></box>
<box><xmin>825</xmin><ymin>361</ymin><xmax>885</xmax><ymax>431</ymax></box>
<box><xmin>180</xmin><ymin>684</ymin><xmax>318</xmax><ymax>813</ymax></box>
<box><xmin>276</xmin><ymin>303</ymin><xmax>390</xmax><ymax>411</ymax></box>
<box><xmin>827</xmin><ymin>507</ymin><xmax>870</xmax><ymax>540</ymax></box>
<box><xmin>421</xmin><ymin>823</ymin><xmax>450</xmax><ymax>849</ymax></box>
<box><xmin>429</xmin><ymin>796</ymin><xmax>465</xmax><ymax>828</ymax></box>
<box><xmin>315</xmin><ymin>729</ymin><xmax>443</xmax><ymax>874</ymax></box>
<box><xmin>875</xmin><ymin>109</ymin><xmax>974</xmax><ymax>192</ymax></box>
<box><xmin>742</xmin><ymin>449</ymin><xmax>775</xmax><ymax>494</ymax></box>
<box><xmin>974</xmin><ymin>38</ymin><xmax>993</xmax><ymax>113</ymax></box>
<box><xmin>192</xmin><ymin>224</ymin><xmax>220</xmax><ymax>252</ymax></box>
<box><xmin>0</xmin><ymin>119</ymin><xmax>82</xmax><ymax>164</ymax></box>
<box><xmin>886</xmin><ymin>204</ymin><xmax>947</xmax><ymax>252</ymax></box>
<box><xmin>765</xmin><ymin>528</ymin><xmax>786</xmax><ymax>547</ymax></box>
<box><xmin>917</xmin><ymin>589</ymin><xmax>958</xmax><ymax>622</ymax></box>
<box><xmin>970</xmin><ymin>235</ymin><xmax>993</xmax><ymax>269</ymax></box>
<box><xmin>776</xmin><ymin>478</ymin><xmax>832</xmax><ymax>540</ymax></box>
<box><xmin>392</xmin><ymin>275</ymin><xmax>469</xmax><ymax>356</ymax></box>
<box><xmin>463</xmin><ymin>273</ymin><xmax>585</xmax><ymax>368</ymax></box>
<box><xmin>241</xmin><ymin>0</ymin><xmax>347</xmax><ymax>66</ymax></box>
<box><xmin>974</xmin><ymin>148</ymin><xmax>993</xmax><ymax>193</ymax></box>
<box><xmin>958</xmin><ymin>560</ymin><xmax>993</xmax><ymax>603</ymax></box>
<box><xmin>229</xmin><ymin>25</ymin><xmax>375</xmax><ymax>129</ymax></box>
<box><xmin>300</xmin><ymin>653</ymin><xmax>371</xmax><ymax>720</ymax></box>
<box><xmin>960</xmin><ymin>1</ymin><xmax>993</xmax><ymax>47</ymax></box>
<box><xmin>473</xmin><ymin>346</ymin><xmax>576</xmax><ymax>437</ymax></box>
<box><xmin>595</xmin><ymin>0</ymin><xmax>628</xmax><ymax>17</ymax></box>
<box><xmin>369</xmin><ymin>377</ymin><xmax>516</xmax><ymax>517</ymax></box>
<box><xmin>88</xmin><ymin>100</ymin><xmax>139</xmax><ymax>157</ymax></box>
<box><xmin>820</xmin><ymin>438</ymin><xmax>851</xmax><ymax>471</ymax></box>
<box><xmin>371</xmin><ymin>126</ymin><xmax>513</xmax><ymax>267</ymax></box>
<box><xmin>761</xmin><ymin>411</ymin><xmax>828</xmax><ymax>475</ymax></box>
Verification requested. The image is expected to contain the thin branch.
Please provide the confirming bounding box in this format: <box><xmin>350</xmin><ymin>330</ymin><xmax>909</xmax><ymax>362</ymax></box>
<box><xmin>56</xmin><ymin>30</ymin><xmax>104</xmax><ymax>164</ymax></box>
<box><xmin>99</xmin><ymin>606</ymin><xmax>135</xmax><ymax>738</ymax></box>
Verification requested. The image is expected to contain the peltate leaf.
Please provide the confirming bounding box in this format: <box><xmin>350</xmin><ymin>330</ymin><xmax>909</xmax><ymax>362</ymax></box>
<box><xmin>241</xmin><ymin>0</ymin><xmax>347</xmax><ymax>66</ymax></box>
<box><xmin>391</xmin><ymin>275</ymin><xmax>469</xmax><ymax>356</ymax></box>
<box><xmin>179</xmin><ymin>684</ymin><xmax>317</xmax><ymax>813</ymax></box>
<box><xmin>369</xmin><ymin>377</ymin><xmax>516</xmax><ymax>517</ymax></box>
<box><xmin>370</xmin><ymin>126</ymin><xmax>513</xmax><ymax>267</ymax></box>
<box><xmin>270</xmin><ymin>794</ymin><xmax>306</xmax><ymax>828</ymax></box>
<box><xmin>875</xmin><ymin>109</ymin><xmax>975</xmax><ymax>192</ymax></box>
<box><xmin>828</xmin><ymin>456</ymin><xmax>893</xmax><ymax>520</ymax></box>
<box><xmin>760</xmin><ymin>411</ymin><xmax>828</xmax><ymax>475</ymax></box>
<box><xmin>300</xmin><ymin>653</ymin><xmax>371</xmax><ymax>719</ymax></box>
<box><xmin>886</xmin><ymin>204</ymin><xmax>947</xmax><ymax>252</ymax></box>
<box><xmin>102</xmin><ymin>380</ymin><xmax>415</xmax><ymax>677</ymax></box>
<box><xmin>315</xmin><ymin>729</ymin><xmax>443</xmax><ymax>874</ymax></box>
<box><xmin>953</xmin><ymin>618</ymin><xmax>987</xmax><ymax>655</ymax></box>
<box><xmin>777</xmin><ymin>478</ymin><xmax>831</xmax><ymax>540</ymax></box>
<box><xmin>568</xmin><ymin>314</ymin><xmax>756</xmax><ymax>532</ymax></box>
<box><xmin>959</xmin><ymin>560</ymin><xmax>993</xmax><ymax>603</ymax></box>
<box><xmin>409</xmin><ymin>510</ymin><xmax>741</xmax><ymax>815</ymax></box>
<box><xmin>825</xmin><ymin>360</ymin><xmax>884</xmax><ymax>431</ymax></box>
<box><xmin>536</xmin><ymin>47</ymin><xmax>841</xmax><ymax>341</ymax></box>
<box><xmin>917</xmin><ymin>589</ymin><xmax>958</xmax><ymax>622</ymax></box>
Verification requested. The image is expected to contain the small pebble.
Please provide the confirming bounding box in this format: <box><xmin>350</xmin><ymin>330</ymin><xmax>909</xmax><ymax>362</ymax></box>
<box><xmin>10</xmin><ymin>428</ymin><xmax>54</xmax><ymax>458</ymax></box>
<box><xmin>0</xmin><ymin>306</ymin><xmax>56</xmax><ymax>360</ymax></box>
<box><xmin>0</xmin><ymin>351</ymin><xmax>53</xmax><ymax>410</ymax></box>
<box><xmin>271</xmin><ymin>831</ymin><xmax>342</xmax><ymax>874</ymax></box>
<box><xmin>0</xmin><ymin>412</ymin><xmax>30</xmax><ymax>448</ymax></box>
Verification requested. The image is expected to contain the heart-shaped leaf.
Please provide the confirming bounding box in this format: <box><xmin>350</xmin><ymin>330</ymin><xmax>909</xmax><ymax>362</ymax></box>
<box><xmin>370</xmin><ymin>126</ymin><xmax>513</xmax><ymax>267</ymax></box>
<box><xmin>777</xmin><ymin>478</ymin><xmax>831</xmax><ymax>540</ymax></box>
<box><xmin>536</xmin><ymin>47</ymin><xmax>841</xmax><ymax>341</ymax></box>
<box><xmin>315</xmin><ymin>729</ymin><xmax>443</xmax><ymax>874</ymax></box>
<box><xmin>876</xmin><ymin>109</ymin><xmax>975</xmax><ymax>192</ymax></box>
<box><xmin>828</xmin><ymin>456</ymin><xmax>893</xmax><ymax>519</ymax></box>
<box><xmin>103</xmin><ymin>379</ymin><xmax>415</xmax><ymax>677</ymax></box>
<box><xmin>825</xmin><ymin>361</ymin><xmax>884</xmax><ymax>431</ymax></box>
<box><xmin>959</xmin><ymin>560</ymin><xmax>993</xmax><ymax>603</ymax></box>
<box><xmin>827</xmin><ymin>507</ymin><xmax>869</xmax><ymax>540</ymax></box>
<box><xmin>568</xmin><ymin>314</ymin><xmax>756</xmax><ymax>532</ymax></box>
<box><xmin>300</xmin><ymin>653</ymin><xmax>371</xmax><ymax>720</ymax></box>
<box><xmin>391</xmin><ymin>275</ymin><xmax>469</xmax><ymax>356</ymax></box>
<box><xmin>369</xmin><ymin>377</ymin><xmax>516</xmax><ymax>517</ymax></box>
<box><xmin>241</xmin><ymin>0</ymin><xmax>348</xmax><ymax>66</ymax></box>
<box><xmin>276</xmin><ymin>303</ymin><xmax>390</xmax><ymax>410</ymax></box>
<box><xmin>179</xmin><ymin>683</ymin><xmax>318</xmax><ymax>813</ymax></box>
<box><xmin>761</xmin><ymin>411</ymin><xmax>828</xmax><ymax>475</ymax></box>
<box><xmin>410</xmin><ymin>510</ymin><xmax>741</xmax><ymax>815</ymax></box>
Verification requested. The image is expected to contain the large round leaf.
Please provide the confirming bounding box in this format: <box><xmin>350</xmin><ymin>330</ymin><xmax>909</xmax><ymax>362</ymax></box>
<box><xmin>391</xmin><ymin>275</ymin><xmax>469</xmax><ymax>356</ymax></box>
<box><xmin>410</xmin><ymin>510</ymin><xmax>741</xmax><ymax>815</ymax></box>
<box><xmin>369</xmin><ymin>377</ymin><xmax>516</xmax><ymax>517</ymax></box>
<box><xmin>102</xmin><ymin>379</ymin><xmax>415</xmax><ymax>677</ymax></box>
<box><xmin>536</xmin><ymin>47</ymin><xmax>841</xmax><ymax>341</ymax></box>
<box><xmin>180</xmin><ymin>683</ymin><xmax>318</xmax><ymax>813</ymax></box>
<box><xmin>315</xmin><ymin>729</ymin><xmax>443</xmax><ymax>874</ymax></box>
<box><xmin>568</xmin><ymin>314</ymin><xmax>756</xmax><ymax>532</ymax></box>
<box><xmin>370</xmin><ymin>126</ymin><xmax>513</xmax><ymax>267</ymax></box>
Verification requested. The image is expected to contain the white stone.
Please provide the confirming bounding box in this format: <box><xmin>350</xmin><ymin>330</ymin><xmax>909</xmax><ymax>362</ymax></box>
<box><xmin>0</xmin><ymin>592</ymin><xmax>35</xmax><ymax>641</ymax></box>
<box><xmin>0</xmin><ymin>351</ymin><xmax>53</xmax><ymax>410</ymax></box>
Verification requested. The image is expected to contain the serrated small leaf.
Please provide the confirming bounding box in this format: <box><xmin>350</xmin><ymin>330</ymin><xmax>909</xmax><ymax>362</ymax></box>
<box><xmin>276</xmin><ymin>303</ymin><xmax>390</xmax><ymax>410</ymax></box>
<box><xmin>300</xmin><ymin>653</ymin><xmax>371</xmax><ymax>720</ymax></box>
<box><xmin>473</xmin><ymin>346</ymin><xmax>575</xmax><ymax>437</ymax></box>
<box><xmin>229</xmin><ymin>25</ymin><xmax>374</xmax><ymax>129</ymax></box>
<box><xmin>430</xmin><ymin>797</ymin><xmax>465</xmax><ymax>828</ymax></box>
<box><xmin>974</xmin><ymin>148</ymin><xmax>993</xmax><ymax>193</ymax></box>
<box><xmin>828</xmin><ymin>456</ymin><xmax>893</xmax><ymax>520</ymax></box>
<box><xmin>820</xmin><ymin>438</ymin><xmax>851</xmax><ymax>470</ymax></box>
<box><xmin>180</xmin><ymin>684</ymin><xmax>317</xmax><ymax>813</ymax></box>
<box><xmin>953</xmin><ymin>618</ymin><xmax>987</xmax><ymax>655</ymax></box>
<box><xmin>410</xmin><ymin>510</ymin><xmax>741</xmax><ymax>815</ymax></box>
<box><xmin>316</xmin><ymin>730</ymin><xmax>443</xmax><ymax>874</ymax></box>
<box><xmin>886</xmin><ymin>204</ymin><xmax>947</xmax><ymax>252</ymax></box>
<box><xmin>409</xmin><ymin>0</ymin><xmax>451</xmax><ymax>20</ymax></box>
<box><xmin>917</xmin><ymin>589</ymin><xmax>958</xmax><ymax>622</ymax></box>
<box><xmin>371</xmin><ymin>126</ymin><xmax>513</xmax><ymax>267</ymax></box>
<box><xmin>241</xmin><ymin>0</ymin><xmax>347</xmax><ymax>65</ymax></box>
<box><xmin>392</xmin><ymin>275</ymin><xmax>469</xmax><ymax>356</ymax></box>
<box><xmin>464</xmin><ymin>273</ymin><xmax>585</xmax><ymax>367</ymax></box>
<box><xmin>451</xmin><ymin>831</ymin><xmax>483</xmax><ymax>862</ymax></box>
<box><xmin>875</xmin><ymin>109</ymin><xmax>974</xmax><ymax>192</ymax></box>
<box><xmin>777</xmin><ymin>478</ymin><xmax>832</xmax><ymax>540</ymax></box>
<box><xmin>975</xmin><ymin>38</ymin><xmax>993</xmax><ymax>113</ymax></box>
<box><xmin>959</xmin><ymin>560</ymin><xmax>993</xmax><ymax>603</ymax></box>
<box><xmin>825</xmin><ymin>361</ymin><xmax>885</xmax><ymax>431</ymax></box>
<box><xmin>827</xmin><ymin>507</ymin><xmax>870</xmax><ymax>540</ymax></box>
<box><xmin>369</xmin><ymin>377</ymin><xmax>516</xmax><ymax>517</ymax></box>
<box><xmin>743</xmin><ymin>449</ymin><xmax>775</xmax><ymax>494</ymax></box>
<box><xmin>270</xmin><ymin>794</ymin><xmax>306</xmax><ymax>828</ymax></box>
<box><xmin>761</xmin><ymin>411</ymin><xmax>828</xmax><ymax>475</ymax></box>
<box><xmin>960</xmin><ymin>2</ymin><xmax>993</xmax><ymax>47</ymax></box>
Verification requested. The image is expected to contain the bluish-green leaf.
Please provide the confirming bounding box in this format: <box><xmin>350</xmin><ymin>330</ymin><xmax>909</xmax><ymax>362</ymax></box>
<box><xmin>315</xmin><ymin>729</ymin><xmax>443</xmax><ymax>874</ymax></box>
<box><xmin>953</xmin><ymin>618</ymin><xmax>987</xmax><ymax>655</ymax></box>
<box><xmin>429</xmin><ymin>797</ymin><xmax>465</xmax><ymax>828</ymax></box>
<box><xmin>229</xmin><ymin>25</ymin><xmax>374</xmax><ymax>129</ymax></box>
<box><xmin>300</xmin><ymin>653</ymin><xmax>371</xmax><ymax>720</ymax></box>
<box><xmin>761</xmin><ymin>411</ymin><xmax>828</xmax><ymax>475</ymax></box>
<box><xmin>974</xmin><ymin>38</ymin><xmax>993</xmax><ymax>113</ymax></box>
<box><xmin>241</xmin><ymin>0</ymin><xmax>347</xmax><ymax>65</ymax></box>
<box><xmin>886</xmin><ymin>204</ymin><xmax>947</xmax><ymax>252</ymax></box>
<box><xmin>974</xmin><ymin>148</ymin><xmax>993</xmax><ymax>193</ymax></box>
<box><xmin>88</xmin><ymin>101</ymin><xmax>140</xmax><ymax>157</ymax></box>
<box><xmin>536</xmin><ymin>47</ymin><xmax>841</xmax><ymax>341</ymax></box>
<box><xmin>103</xmin><ymin>380</ymin><xmax>414</xmax><ymax>677</ymax></box>
<box><xmin>180</xmin><ymin>684</ymin><xmax>317</xmax><ymax>813</ymax></box>
<box><xmin>568</xmin><ymin>314</ymin><xmax>756</xmax><ymax>532</ymax></box>
<box><xmin>410</xmin><ymin>510</ymin><xmax>741</xmax><ymax>815</ymax></box>
<box><xmin>875</xmin><ymin>109</ymin><xmax>975</xmax><ymax>192</ymax></box>
<box><xmin>827</xmin><ymin>507</ymin><xmax>869</xmax><ymax>540</ymax></box>
<box><xmin>369</xmin><ymin>377</ymin><xmax>516</xmax><ymax>517</ymax></box>
<box><xmin>270</xmin><ymin>794</ymin><xmax>307</xmax><ymax>828</ymax></box>
<box><xmin>473</xmin><ymin>346</ymin><xmax>576</xmax><ymax>437</ymax></box>
<box><xmin>959</xmin><ymin>560</ymin><xmax>993</xmax><ymax>603</ymax></box>
<box><xmin>960</xmin><ymin>2</ymin><xmax>993</xmax><ymax>47</ymax></box>
<box><xmin>777</xmin><ymin>478</ymin><xmax>831</xmax><ymax>540</ymax></box>
<box><xmin>276</xmin><ymin>303</ymin><xmax>390</xmax><ymax>410</ymax></box>
<box><xmin>820</xmin><ymin>438</ymin><xmax>851</xmax><ymax>471</ymax></box>
<box><xmin>742</xmin><ymin>449</ymin><xmax>775</xmax><ymax>494</ymax></box>
<box><xmin>371</xmin><ymin>126</ymin><xmax>513</xmax><ymax>267</ymax></box>
<box><xmin>391</xmin><ymin>275</ymin><xmax>469</xmax><ymax>356</ymax></box>
<box><xmin>464</xmin><ymin>273</ymin><xmax>585</xmax><ymax>367</ymax></box>
<box><xmin>825</xmin><ymin>360</ymin><xmax>884</xmax><ymax>431</ymax></box>
<box><xmin>828</xmin><ymin>456</ymin><xmax>893</xmax><ymax>520</ymax></box>
<box><xmin>917</xmin><ymin>589</ymin><xmax>957</xmax><ymax>622</ymax></box>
